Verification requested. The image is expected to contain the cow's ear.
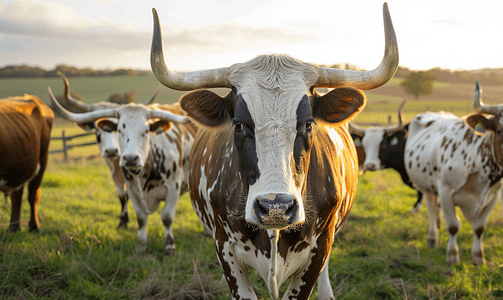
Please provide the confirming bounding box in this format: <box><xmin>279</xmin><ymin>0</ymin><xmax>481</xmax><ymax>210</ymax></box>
<box><xmin>313</xmin><ymin>87</ymin><xmax>366</xmax><ymax>124</ymax></box>
<box><xmin>77</xmin><ymin>122</ymin><xmax>96</xmax><ymax>132</ymax></box>
<box><xmin>180</xmin><ymin>89</ymin><xmax>234</xmax><ymax>128</ymax></box>
<box><xmin>465</xmin><ymin>114</ymin><xmax>495</xmax><ymax>135</ymax></box>
<box><xmin>149</xmin><ymin>120</ymin><xmax>172</xmax><ymax>134</ymax></box>
<box><xmin>96</xmin><ymin>118</ymin><xmax>118</xmax><ymax>133</ymax></box>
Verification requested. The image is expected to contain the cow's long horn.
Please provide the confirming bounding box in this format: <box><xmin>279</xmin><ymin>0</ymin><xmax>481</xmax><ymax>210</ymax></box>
<box><xmin>144</xmin><ymin>87</ymin><xmax>160</xmax><ymax>105</ymax></box>
<box><xmin>316</xmin><ymin>3</ymin><xmax>399</xmax><ymax>89</ymax></box>
<box><xmin>48</xmin><ymin>86</ymin><xmax>118</xmax><ymax>123</ymax></box>
<box><xmin>57</xmin><ymin>71</ymin><xmax>95</xmax><ymax>112</ymax></box>
<box><xmin>473</xmin><ymin>81</ymin><xmax>502</xmax><ymax>115</ymax></box>
<box><xmin>150</xmin><ymin>8</ymin><xmax>230</xmax><ymax>90</ymax></box>
<box><xmin>149</xmin><ymin>109</ymin><xmax>190</xmax><ymax>124</ymax></box>
<box><xmin>386</xmin><ymin>99</ymin><xmax>406</xmax><ymax>132</ymax></box>
<box><xmin>348</xmin><ymin>122</ymin><xmax>366</xmax><ymax>135</ymax></box>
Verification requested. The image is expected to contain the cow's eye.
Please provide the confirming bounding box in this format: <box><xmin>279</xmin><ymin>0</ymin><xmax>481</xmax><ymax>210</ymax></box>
<box><xmin>234</xmin><ymin>121</ymin><xmax>244</xmax><ymax>132</ymax></box>
<box><xmin>306</xmin><ymin>119</ymin><xmax>315</xmax><ymax>132</ymax></box>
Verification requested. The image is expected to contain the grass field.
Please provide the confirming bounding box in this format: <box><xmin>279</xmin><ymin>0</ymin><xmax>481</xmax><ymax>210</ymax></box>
<box><xmin>3</xmin><ymin>76</ymin><xmax>503</xmax><ymax>299</ymax></box>
<box><xmin>2</xmin><ymin>142</ymin><xmax>503</xmax><ymax>299</ymax></box>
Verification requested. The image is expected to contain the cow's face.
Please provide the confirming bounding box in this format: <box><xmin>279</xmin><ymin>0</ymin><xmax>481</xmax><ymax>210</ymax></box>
<box><xmin>96</xmin><ymin>105</ymin><xmax>171</xmax><ymax>170</ymax></box>
<box><xmin>466</xmin><ymin>114</ymin><xmax>503</xmax><ymax>150</ymax></box>
<box><xmin>357</xmin><ymin>128</ymin><xmax>386</xmax><ymax>171</ymax></box>
<box><xmin>378</xmin><ymin>130</ymin><xmax>407</xmax><ymax>169</ymax></box>
<box><xmin>78</xmin><ymin>120</ymin><xmax>121</xmax><ymax>160</ymax></box>
<box><xmin>180</xmin><ymin>57</ymin><xmax>366</xmax><ymax>230</ymax></box>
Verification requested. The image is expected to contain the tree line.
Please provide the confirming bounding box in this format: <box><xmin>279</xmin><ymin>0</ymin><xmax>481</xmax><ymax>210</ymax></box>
<box><xmin>0</xmin><ymin>64</ymin><xmax>148</xmax><ymax>78</ymax></box>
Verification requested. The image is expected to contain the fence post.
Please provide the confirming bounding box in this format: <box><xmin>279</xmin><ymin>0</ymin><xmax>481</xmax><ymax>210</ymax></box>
<box><xmin>388</xmin><ymin>115</ymin><xmax>392</xmax><ymax>124</ymax></box>
<box><xmin>62</xmin><ymin>129</ymin><xmax>68</xmax><ymax>162</ymax></box>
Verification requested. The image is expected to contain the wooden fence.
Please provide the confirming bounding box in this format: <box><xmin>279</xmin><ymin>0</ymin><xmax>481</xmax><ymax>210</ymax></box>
<box><xmin>49</xmin><ymin>130</ymin><xmax>97</xmax><ymax>162</ymax></box>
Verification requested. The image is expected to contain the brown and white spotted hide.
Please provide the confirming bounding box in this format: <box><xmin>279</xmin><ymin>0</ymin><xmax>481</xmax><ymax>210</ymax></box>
<box><xmin>151</xmin><ymin>3</ymin><xmax>398</xmax><ymax>298</ymax></box>
<box><xmin>101</xmin><ymin>103</ymin><xmax>197</xmax><ymax>255</ymax></box>
<box><xmin>404</xmin><ymin>84</ymin><xmax>503</xmax><ymax>265</ymax></box>
<box><xmin>0</xmin><ymin>95</ymin><xmax>54</xmax><ymax>233</ymax></box>
<box><xmin>181</xmin><ymin>62</ymin><xmax>363</xmax><ymax>299</ymax></box>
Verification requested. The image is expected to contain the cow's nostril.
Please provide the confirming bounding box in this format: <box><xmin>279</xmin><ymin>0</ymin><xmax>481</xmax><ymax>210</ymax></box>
<box><xmin>256</xmin><ymin>199</ymin><xmax>268</xmax><ymax>215</ymax></box>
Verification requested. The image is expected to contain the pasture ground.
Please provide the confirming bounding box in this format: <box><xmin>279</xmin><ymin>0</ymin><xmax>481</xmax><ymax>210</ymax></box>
<box><xmin>2</xmin><ymin>76</ymin><xmax>503</xmax><ymax>299</ymax></box>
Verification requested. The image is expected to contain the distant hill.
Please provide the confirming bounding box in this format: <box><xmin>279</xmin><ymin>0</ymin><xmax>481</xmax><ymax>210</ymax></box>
<box><xmin>3</xmin><ymin>63</ymin><xmax>503</xmax><ymax>85</ymax></box>
<box><xmin>0</xmin><ymin>64</ymin><xmax>149</xmax><ymax>78</ymax></box>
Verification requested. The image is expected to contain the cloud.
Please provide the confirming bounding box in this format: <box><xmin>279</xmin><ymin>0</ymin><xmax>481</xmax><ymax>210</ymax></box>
<box><xmin>0</xmin><ymin>0</ymin><xmax>321</xmax><ymax>70</ymax></box>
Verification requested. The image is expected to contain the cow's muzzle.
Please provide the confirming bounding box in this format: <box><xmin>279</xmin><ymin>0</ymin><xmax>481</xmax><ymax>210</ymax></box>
<box><xmin>252</xmin><ymin>193</ymin><xmax>301</xmax><ymax>229</ymax></box>
<box><xmin>104</xmin><ymin>148</ymin><xmax>119</xmax><ymax>159</ymax></box>
<box><xmin>121</xmin><ymin>154</ymin><xmax>141</xmax><ymax>168</ymax></box>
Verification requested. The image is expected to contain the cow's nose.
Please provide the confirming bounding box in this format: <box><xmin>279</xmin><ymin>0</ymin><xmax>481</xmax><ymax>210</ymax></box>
<box><xmin>253</xmin><ymin>193</ymin><xmax>299</xmax><ymax>229</ymax></box>
<box><xmin>104</xmin><ymin>148</ymin><xmax>119</xmax><ymax>158</ymax></box>
<box><xmin>364</xmin><ymin>162</ymin><xmax>377</xmax><ymax>171</ymax></box>
<box><xmin>123</xmin><ymin>154</ymin><xmax>139</xmax><ymax>166</ymax></box>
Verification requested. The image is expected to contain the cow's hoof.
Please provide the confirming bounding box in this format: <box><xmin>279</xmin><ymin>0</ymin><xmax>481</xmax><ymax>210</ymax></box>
<box><xmin>164</xmin><ymin>245</ymin><xmax>176</xmax><ymax>256</ymax></box>
<box><xmin>135</xmin><ymin>243</ymin><xmax>147</xmax><ymax>253</ymax></box>
<box><xmin>446</xmin><ymin>251</ymin><xmax>460</xmax><ymax>264</ymax></box>
<box><xmin>471</xmin><ymin>251</ymin><xmax>485</xmax><ymax>266</ymax></box>
<box><xmin>6</xmin><ymin>225</ymin><xmax>20</xmax><ymax>233</ymax></box>
<box><xmin>117</xmin><ymin>222</ymin><xmax>128</xmax><ymax>230</ymax></box>
<box><xmin>427</xmin><ymin>238</ymin><xmax>437</xmax><ymax>248</ymax></box>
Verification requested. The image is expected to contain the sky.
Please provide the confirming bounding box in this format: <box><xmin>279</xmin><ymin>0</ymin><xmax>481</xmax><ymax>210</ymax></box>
<box><xmin>1</xmin><ymin>0</ymin><xmax>503</xmax><ymax>72</ymax></box>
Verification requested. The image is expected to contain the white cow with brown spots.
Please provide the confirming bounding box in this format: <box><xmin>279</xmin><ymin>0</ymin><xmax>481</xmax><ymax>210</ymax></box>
<box><xmin>55</xmin><ymin>71</ymin><xmax>159</xmax><ymax>229</ymax></box>
<box><xmin>405</xmin><ymin>81</ymin><xmax>503</xmax><ymax>265</ymax></box>
<box><xmin>48</xmin><ymin>87</ymin><xmax>197</xmax><ymax>255</ymax></box>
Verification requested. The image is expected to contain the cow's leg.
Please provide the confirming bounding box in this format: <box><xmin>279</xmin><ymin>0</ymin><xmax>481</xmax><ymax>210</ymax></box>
<box><xmin>217</xmin><ymin>241</ymin><xmax>257</xmax><ymax>300</ymax></box>
<box><xmin>409</xmin><ymin>191</ymin><xmax>423</xmax><ymax>214</ymax></box>
<box><xmin>117</xmin><ymin>192</ymin><xmax>129</xmax><ymax>229</ymax></box>
<box><xmin>469</xmin><ymin>189</ymin><xmax>499</xmax><ymax>266</ymax></box>
<box><xmin>424</xmin><ymin>192</ymin><xmax>440</xmax><ymax>248</ymax></box>
<box><xmin>7</xmin><ymin>188</ymin><xmax>23</xmax><ymax>233</ymax></box>
<box><xmin>316</xmin><ymin>260</ymin><xmax>334</xmax><ymax>300</ymax></box>
<box><xmin>112</xmin><ymin>171</ymin><xmax>129</xmax><ymax>229</ymax></box>
<box><xmin>160</xmin><ymin>193</ymin><xmax>179</xmax><ymax>256</ymax></box>
<box><xmin>128</xmin><ymin>192</ymin><xmax>149</xmax><ymax>253</ymax></box>
<box><xmin>438</xmin><ymin>186</ymin><xmax>460</xmax><ymax>264</ymax></box>
<box><xmin>26</xmin><ymin>182</ymin><xmax>41</xmax><ymax>232</ymax></box>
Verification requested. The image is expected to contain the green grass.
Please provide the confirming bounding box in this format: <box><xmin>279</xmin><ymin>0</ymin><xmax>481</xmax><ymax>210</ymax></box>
<box><xmin>3</xmin><ymin>77</ymin><xmax>503</xmax><ymax>299</ymax></box>
<box><xmin>2</xmin><ymin>147</ymin><xmax>503</xmax><ymax>299</ymax></box>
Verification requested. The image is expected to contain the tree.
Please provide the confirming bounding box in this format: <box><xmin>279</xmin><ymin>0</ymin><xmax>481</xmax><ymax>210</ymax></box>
<box><xmin>400</xmin><ymin>71</ymin><xmax>436</xmax><ymax>101</ymax></box>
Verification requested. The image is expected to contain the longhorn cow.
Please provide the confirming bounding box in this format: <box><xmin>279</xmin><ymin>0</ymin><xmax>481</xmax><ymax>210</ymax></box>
<box><xmin>0</xmin><ymin>95</ymin><xmax>54</xmax><ymax>233</ymax></box>
<box><xmin>404</xmin><ymin>82</ymin><xmax>502</xmax><ymax>265</ymax></box>
<box><xmin>55</xmin><ymin>71</ymin><xmax>159</xmax><ymax>229</ymax></box>
<box><xmin>151</xmin><ymin>3</ymin><xmax>398</xmax><ymax>299</ymax></box>
<box><xmin>48</xmin><ymin>87</ymin><xmax>196</xmax><ymax>255</ymax></box>
<box><xmin>349</xmin><ymin>100</ymin><xmax>424</xmax><ymax>213</ymax></box>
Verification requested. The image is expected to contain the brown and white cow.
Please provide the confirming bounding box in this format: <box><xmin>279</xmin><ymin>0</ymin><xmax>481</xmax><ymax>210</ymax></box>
<box><xmin>48</xmin><ymin>87</ymin><xmax>196</xmax><ymax>255</ymax></box>
<box><xmin>405</xmin><ymin>81</ymin><xmax>503</xmax><ymax>265</ymax></box>
<box><xmin>349</xmin><ymin>101</ymin><xmax>424</xmax><ymax>213</ymax></box>
<box><xmin>150</xmin><ymin>3</ymin><xmax>398</xmax><ymax>299</ymax></box>
<box><xmin>55</xmin><ymin>71</ymin><xmax>159</xmax><ymax>229</ymax></box>
<box><xmin>0</xmin><ymin>95</ymin><xmax>54</xmax><ymax>233</ymax></box>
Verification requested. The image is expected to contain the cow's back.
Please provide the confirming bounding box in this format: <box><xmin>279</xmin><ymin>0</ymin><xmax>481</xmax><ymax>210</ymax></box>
<box><xmin>0</xmin><ymin>95</ymin><xmax>54</xmax><ymax>190</ymax></box>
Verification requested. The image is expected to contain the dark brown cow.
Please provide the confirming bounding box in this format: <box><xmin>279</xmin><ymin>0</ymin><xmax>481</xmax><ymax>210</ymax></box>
<box><xmin>0</xmin><ymin>95</ymin><xmax>54</xmax><ymax>233</ymax></box>
<box><xmin>151</xmin><ymin>3</ymin><xmax>398</xmax><ymax>299</ymax></box>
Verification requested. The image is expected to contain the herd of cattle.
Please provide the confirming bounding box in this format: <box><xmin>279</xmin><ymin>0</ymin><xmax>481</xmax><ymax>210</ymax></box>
<box><xmin>2</xmin><ymin>3</ymin><xmax>503</xmax><ymax>299</ymax></box>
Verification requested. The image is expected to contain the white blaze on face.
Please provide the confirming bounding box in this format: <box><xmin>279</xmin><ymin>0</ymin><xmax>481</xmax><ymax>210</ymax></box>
<box><xmin>117</xmin><ymin>108</ymin><xmax>152</xmax><ymax>168</ymax></box>
<box><xmin>97</xmin><ymin>118</ymin><xmax>120</xmax><ymax>159</ymax></box>
<box><xmin>241</xmin><ymin>88</ymin><xmax>307</xmax><ymax>224</ymax></box>
<box><xmin>361</xmin><ymin>128</ymin><xmax>386</xmax><ymax>171</ymax></box>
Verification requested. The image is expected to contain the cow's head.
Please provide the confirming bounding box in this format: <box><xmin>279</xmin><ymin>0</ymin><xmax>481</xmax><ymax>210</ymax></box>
<box><xmin>466</xmin><ymin>81</ymin><xmax>503</xmax><ymax>144</ymax></box>
<box><xmin>48</xmin><ymin>87</ymin><xmax>189</xmax><ymax>171</ymax></box>
<box><xmin>55</xmin><ymin>72</ymin><xmax>160</xmax><ymax>162</ymax></box>
<box><xmin>150</xmin><ymin>4</ymin><xmax>398</xmax><ymax>230</ymax></box>
<box><xmin>349</xmin><ymin>99</ymin><xmax>406</xmax><ymax>171</ymax></box>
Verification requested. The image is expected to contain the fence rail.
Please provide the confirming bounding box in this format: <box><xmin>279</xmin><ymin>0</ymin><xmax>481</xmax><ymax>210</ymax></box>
<box><xmin>49</xmin><ymin>130</ymin><xmax>97</xmax><ymax>161</ymax></box>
